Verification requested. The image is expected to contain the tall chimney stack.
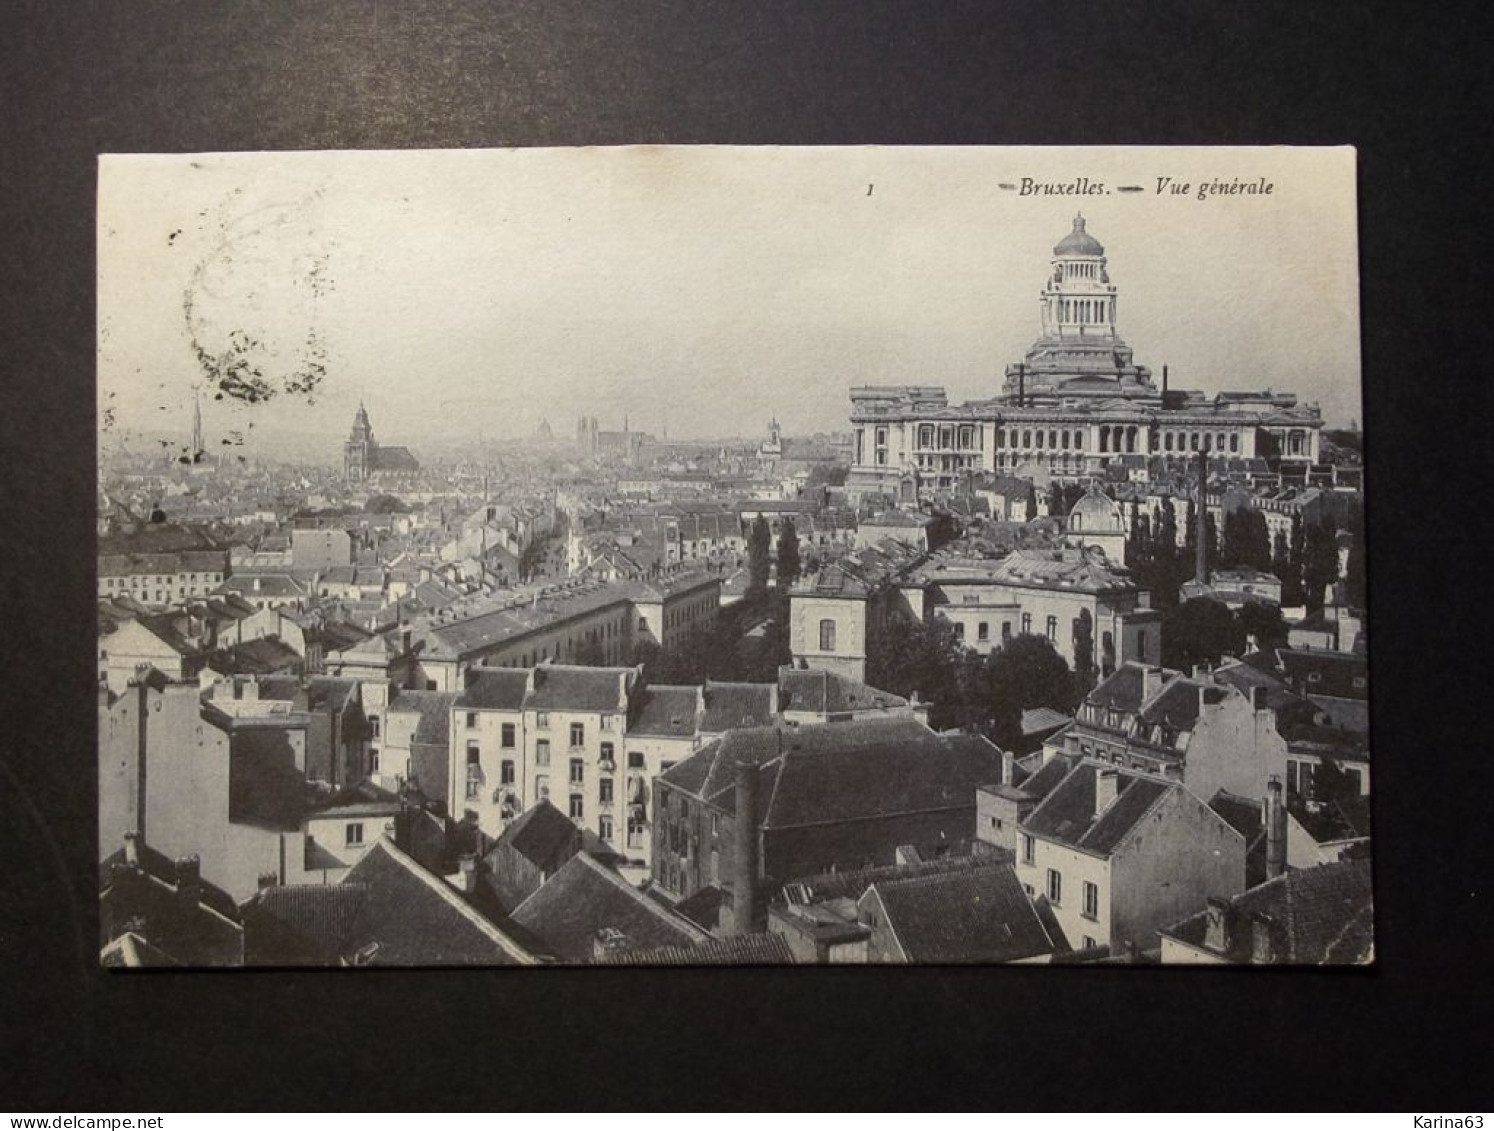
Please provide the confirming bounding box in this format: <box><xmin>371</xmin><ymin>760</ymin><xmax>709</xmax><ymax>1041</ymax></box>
<box><xmin>731</xmin><ymin>752</ymin><xmax>760</xmax><ymax>935</ymax></box>
<box><xmin>1194</xmin><ymin>452</ymin><xmax>1209</xmax><ymax>584</ymax></box>
<box><xmin>1094</xmin><ymin>768</ymin><xmax>1120</xmax><ymax>819</ymax></box>
<box><xmin>1017</xmin><ymin>363</ymin><xmax>1025</xmax><ymax>409</ymax></box>
<box><xmin>1162</xmin><ymin>364</ymin><xmax>1169</xmax><ymax>407</ymax></box>
<box><xmin>1264</xmin><ymin>775</ymin><xmax>1287</xmax><ymax>880</ymax></box>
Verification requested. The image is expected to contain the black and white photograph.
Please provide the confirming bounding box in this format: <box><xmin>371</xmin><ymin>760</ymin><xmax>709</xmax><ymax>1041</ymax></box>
<box><xmin>94</xmin><ymin>145</ymin><xmax>1369</xmax><ymax>968</ymax></box>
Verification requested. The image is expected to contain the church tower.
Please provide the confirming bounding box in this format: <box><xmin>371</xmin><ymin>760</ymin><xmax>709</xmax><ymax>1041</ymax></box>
<box><xmin>190</xmin><ymin>393</ymin><xmax>203</xmax><ymax>457</ymax></box>
<box><xmin>345</xmin><ymin>402</ymin><xmax>378</xmax><ymax>484</ymax></box>
<box><xmin>1003</xmin><ymin>214</ymin><xmax>1153</xmax><ymax>402</ymax></box>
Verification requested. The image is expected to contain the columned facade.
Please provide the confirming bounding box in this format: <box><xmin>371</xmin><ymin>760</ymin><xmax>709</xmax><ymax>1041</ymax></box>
<box><xmin>847</xmin><ymin>215</ymin><xmax>1321</xmax><ymax>498</ymax></box>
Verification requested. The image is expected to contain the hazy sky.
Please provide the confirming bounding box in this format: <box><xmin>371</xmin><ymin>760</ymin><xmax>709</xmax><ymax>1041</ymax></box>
<box><xmin>98</xmin><ymin>146</ymin><xmax>1361</xmax><ymax>456</ymax></box>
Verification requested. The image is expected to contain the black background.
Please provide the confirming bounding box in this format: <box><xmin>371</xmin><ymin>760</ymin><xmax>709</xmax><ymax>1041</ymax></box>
<box><xmin>1</xmin><ymin>0</ymin><xmax>1489</xmax><ymax>1111</ymax></box>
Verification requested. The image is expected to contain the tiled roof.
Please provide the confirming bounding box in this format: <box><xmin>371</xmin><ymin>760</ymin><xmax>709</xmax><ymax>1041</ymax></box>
<box><xmin>339</xmin><ymin>840</ymin><xmax>536</xmax><ymax>965</ymax></box>
<box><xmin>509</xmin><ymin>853</ymin><xmax>707</xmax><ymax>963</ymax></box>
<box><xmin>869</xmin><ymin>862</ymin><xmax>1057</xmax><ymax>963</ymax></box>
<box><xmin>1160</xmin><ymin>858</ymin><xmax>1373</xmax><ymax>964</ymax></box>
<box><xmin>596</xmin><ymin>932</ymin><xmax>795</xmax><ymax>966</ymax></box>
<box><xmin>1022</xmin><ymin>761</ymin><xmax>1175</xmax><ymax>856</ymax></box>
<box><xmin>99</xmin><ymin>839</ymin><xmax>240</xmax><ymax>923</ymax></box>
<box><xmin>242</xmin><ymin>884</ymin><xmax>371</xmax><ymax>964</ymax></box>
<box><xmin>662</xmin><ymin>716</ymin><xmax>1004</xmax><ymax>830</ymax></box>
<box><xmin>457</xmin><ymin>668</ymin><xmax>530</xmax><ymax>711</ymax></box>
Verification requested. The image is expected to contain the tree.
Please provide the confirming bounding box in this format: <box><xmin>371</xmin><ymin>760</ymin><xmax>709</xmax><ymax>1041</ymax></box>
<box><xmin>1160</xmin><ymin>597</ymin><xmax>1245</xmax><ymax>671</ymax></box>
<box><xmin>776</xmin><ymin>518</ymin><xmax>803</xmax><ymax>590</ymax></box>
<box><xmin>1023</xmin><ymin>484</ymin><xmax>1038</xmax><ymax>522</ymax></box>
<box><xmin>1237</xmin><ymin>601</ymin><xmax>1289</xmax><ymax>654</ymax></box>
<box><xmin>1222</xmin><ymin>509</ymin><xmax>1272</xmax><ymax>572</ymax></box>
<box><xmin>1302</xmin><ymin>514</ymin><xmax>1341</xmax><ymax>611</ymax></box>
<box><xmin>985</xmin><ymin>634</ymin><xmax>1076</xmax><ymax>750</ymax></box>
<box><xmin>1282</xmin><ymin>514</ymin><xmax>1308</xmax><ymax>607</ymax></box>
<box><xmin>1047</xmin><ymin>481</ymin><xmax>1065</xmax><ymax>520</ymax></box>
<box><xmin>1071</xmin><ymin>609</ymin><xmax>1095</xmax><ymax>679</ymax></box>
<box><xmin>364</xmin><ymin>493</ymin><xmax>407</xmax><ymax>514</ymax></box>
<box><xmin>746</xmin><ymin>515</ymin><xmax>772</xmax><ymax>600</ymax></box>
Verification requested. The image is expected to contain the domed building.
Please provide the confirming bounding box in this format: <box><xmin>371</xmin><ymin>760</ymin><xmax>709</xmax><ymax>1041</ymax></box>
<box><xmin>1065</xmin><ymin>485</ymin><xmax>1129</xmax><ymax>566</ymax></box>
<box><xmin>846</xmin><ymin>214</ymin><xmax>1324</xmax><ymax>499</ymax></box>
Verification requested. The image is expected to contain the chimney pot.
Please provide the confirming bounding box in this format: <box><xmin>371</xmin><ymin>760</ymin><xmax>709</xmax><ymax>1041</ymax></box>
<box><xmin>123</xmin><ymin>831</ymin><xmax>141</xmax><ymax>867</ymax></box>
<box><xmin>1264</xmin><ymin>775</ymin><xmax>1287</xmax><ymax>879</ymax></box>
<box><xmin>457</xmin><ymin>852</ymin><xmax>479</xmax><ymax>895</ymax></box>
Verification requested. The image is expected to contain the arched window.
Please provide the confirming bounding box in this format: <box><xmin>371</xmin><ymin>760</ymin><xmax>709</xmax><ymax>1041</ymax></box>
<box><xmin>819</xmin><ymin>619</ymin><xmax>836</xmax><ymax>652</ymax></box>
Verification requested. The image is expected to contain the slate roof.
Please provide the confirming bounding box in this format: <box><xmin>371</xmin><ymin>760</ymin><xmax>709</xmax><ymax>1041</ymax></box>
<box><xmin>1022</xmin><ymin>761</ymin><xmax>1177</xmax><ymax>857</ymax></box>
<box><xmin>337</xmin><ymin>840</ymin><xmax>535</xmax><ymax>965</ymax></box>
<box><xmin>596</xmin><ymin>932</ymin><xmax>796</xmax><ymax>966</ymax></box>
<box><xmin>484</xmin><ymin>799</ymin><xmax>583</xmax><ymax>875</ymax></box>
<box><xmin>525</xmin><ymin>666</ymin><xmax>629</xmax><ymax>712</ymax></box>
<box><xmin>868</xmin><ymin>862</ymin><xmax>1057</xmax><ymax>963</ymax></box>
<box><xmin>1279</xmin><ymin>650</ymin><xmax>1368</xmax><ymax>701</ymax></box>
<box><xmin>780</xmin><ymin>853</ymin><xmax>1003</xmax><ymax>907</ymax></box>
<box><xmin>387</xmin><ymin>691</ymin><xmax>457</xmax><ymax>748</ymax></box>
<box><xmin>978</xmin><ymin>547</ymin><xmax>1135</xmax><ymax>594</ymax></box>
<box><xmin>1085</xmin><ymin>663</ymin><xmax>1182</xmax><ymax>713</ymax></box>
<box><xmin>629</xmin><ymin>685</ymin><xmax>702</xmax><ymax>737</ymax></box>
<box><xmin>509</xmin><ymin>853</ymin><xmax>708</xmax><ymax>963</ymax></box>
<box><xmin>1159</xmin><ymin>858</ymin><xmax>1373</xmax><ymax>964</ymax></box>
<box><xmin>777</xmin><ymin>667</ymin><xmax>908</xmax><ymax>715</ymax></box>
<box><xmin>99</xmin><ymin>839</ymin><xmax>240</xmax><ymax>923</ymax></box>
<box><xmin>700</xmin><ymin>681</ymin><xmax>777</xmax><ymax>733</ymax></box>
<box><xmin>457</xmin><ymin>668</ymin><xmax>530</xmax><ymax>711</ymax></box>
<box><xmin>660</xmin><ymin>716</ymin><xmax>1005</xmax><ymax>829</ymax></box>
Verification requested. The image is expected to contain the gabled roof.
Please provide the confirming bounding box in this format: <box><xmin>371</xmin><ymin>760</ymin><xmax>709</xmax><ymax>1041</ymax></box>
<box><xmin>661</xmin><ymin>716</ymin><xmax>1004</xmax><ymax>830</ymax></box>
<box><xmin>101</xmin><ymin>931</ymin><xmax>182</xmax><ymax>967</ymax></box>
<box><xmin>241</xmin><ymin>883</ymin><xmax>371</xmax><ymax>965</ymax></box>
<box><xmin>338</xmin><ymin>839</ymin><xmax>536</xmax><ymax>965</ymax></box>
<box><xmin>1085</xmin><ymin>662</ymin><xmax>1182</xmax><ymax>714</ymax></box>
<box><xmin>484</xmin><ymin>799</ymin><xmax>583</xmax><ymax>875</ymax></box>
<box><xmin>867</xmin><ymin>862</ymin><xmax>1057</xmax><ymax>963</ymax></box>
<box><xmin>1022</xmin><ymin>761</ymin><xmax>1177</xmax><ymax>857</ymax></box>
<box><xmin>509</xmin><ymin>853</ymin><xmax>708</xmax><ymax>963</ymax></box>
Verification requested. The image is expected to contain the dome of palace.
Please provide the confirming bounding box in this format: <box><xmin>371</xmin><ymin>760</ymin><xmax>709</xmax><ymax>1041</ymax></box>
<box><xmin>1054</xmin><ymin>214</ymin><xmax>1105</xmax><ymax>257</ymax></box>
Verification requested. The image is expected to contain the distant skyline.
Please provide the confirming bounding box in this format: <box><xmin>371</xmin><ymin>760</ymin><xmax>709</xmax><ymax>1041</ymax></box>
<box><xmin>99</xmin><ymin>147</ymin><xmax>1361</xmax><ymax>458</ymax></box>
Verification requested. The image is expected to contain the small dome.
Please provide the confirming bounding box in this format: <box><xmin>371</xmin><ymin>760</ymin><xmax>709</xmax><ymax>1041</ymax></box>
<box><xmin>1054</xmin><ymin>214</ymin><xmax>1104</xmax><ymax>258</ymax></box>
<box><xmin>1068</xmin><ymin>487</ymin><xmax>1124</xmax><ymax>532</ymax></box>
